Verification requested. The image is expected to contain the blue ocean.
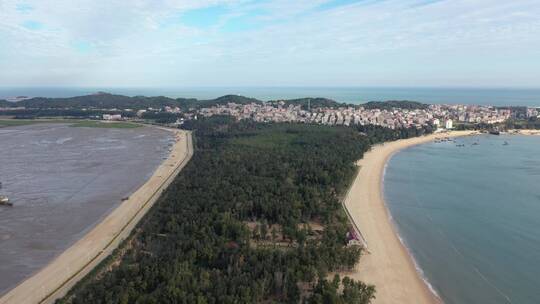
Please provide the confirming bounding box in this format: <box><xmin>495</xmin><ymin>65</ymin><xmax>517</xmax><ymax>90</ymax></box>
<box><xmin>384</xmin><ymin>134</ymin><xmax>540</xmax><ymax>304</ymax></box>
<box><xmin>1</xmin><ymin>87</ymin><xmax>540</xmax><ymax>106</ymax></box>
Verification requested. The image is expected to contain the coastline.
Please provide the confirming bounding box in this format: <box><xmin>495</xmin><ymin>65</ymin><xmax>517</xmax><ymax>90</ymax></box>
<box><xmin>508</xmin><ymin>129</ymin><xmax>540</xmax><ymax>136</ymax></box>
<box><xmin>343</xmin><ymin>130</ymin><xmax>478</xmax><ymax>304</ymax></box>
<box><xmin>0</xmin><ymin>127</ymin><xmax>193</xmax><ymax>304</ymax></box>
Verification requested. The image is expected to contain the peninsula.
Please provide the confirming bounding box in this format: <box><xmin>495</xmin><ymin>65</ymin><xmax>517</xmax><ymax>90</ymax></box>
<box><xmin>1</xmin><ymin>93</ymin><xmax>539</xmax><ymax>303</ymax></box>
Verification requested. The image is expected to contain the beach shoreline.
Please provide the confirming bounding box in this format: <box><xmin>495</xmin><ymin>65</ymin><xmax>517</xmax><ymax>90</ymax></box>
<box><xmin>0</xmin><ymin>127</ymin><xmax>193</xmax><ymax>304</ymax></box>
<box><xmin>508</xmin><ymin>129</ymin><xmax>540</xmax><ymax>136</ymax></box>
<box><xmin>343</xmin><ymin>130</ymin><xmax>479</xmax><ymax>304</ymax></box>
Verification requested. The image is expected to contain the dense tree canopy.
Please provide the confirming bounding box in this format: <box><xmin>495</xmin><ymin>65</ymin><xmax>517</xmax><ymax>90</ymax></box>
<box><xmin>505</xmin><ymin>117</ymin><xmax>540</xmax><ymax>130</ymax></box>
<box><xmin>58</xmin><ymin>118</ymin><xmax>429</xmax><ymax>304</ymax></box>
<box><xmin>277</xmin><ymin>98</ymin><xmax>354</xmax><ymax>110</ymax></box>
<box><xmin>361</xmin><ymin>100</ymin><xmax>428</xmax><ymax>110</ymax></box>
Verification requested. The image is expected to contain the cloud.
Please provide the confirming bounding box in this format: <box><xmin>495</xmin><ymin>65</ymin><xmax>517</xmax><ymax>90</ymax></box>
<box><xmin>15</xmin><ymin>3</ymin><xmax>33</xmax><ymax>13</ymax></box>
<box><xmin>21</xmin><ymin>20</ymin><xmax>43</xmax><ymax>30</ymax></box>
<box><xmin>0</xmin><ymin>0</ymin><xmax>539</xmax><ymax>87</ymax></box>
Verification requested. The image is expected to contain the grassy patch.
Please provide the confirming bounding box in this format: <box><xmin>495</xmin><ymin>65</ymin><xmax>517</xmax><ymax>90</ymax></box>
<box><xmin>0</xmin><ymin>119</ymin><xmax>141</xmax><ymax>129</ymax></box>
<box><xmin>0</xmin><ymin>119</ymin><xmax>40</xmax><ymax>127</ymax></box>
<box><xmin>70</xmin><ymin>121</ymin><xmax>141</xmax><ymax>129</ymax></box>
<box><xmin>0</xmin><ymin>118</ymin><xmax>83</xmax><ymax>127</ymax></box>
<box><xmin>231</xmin><ymin>130</ymin><xmax>298</xmax><ymax>148</ymax></box>
<box><xmin>230</xmin><ymin>124</ymin><xmax>343</xmax><ymax>149</ymax></box>
<box><xmin>0</xmin><ymin>119</ymin><xmax>80</xmax><ymax>127</ymax></box>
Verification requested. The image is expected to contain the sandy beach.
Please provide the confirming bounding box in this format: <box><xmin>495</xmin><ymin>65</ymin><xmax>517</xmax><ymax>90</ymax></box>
<box><xmin>0</xmin><ymin>128</ymin><xmax>193</xmax><ymax>304</ymax></box>
<box><xmin>344</xmin><ymin>130</ymin><xmax>478</xmax><ymax>304</ymax></box>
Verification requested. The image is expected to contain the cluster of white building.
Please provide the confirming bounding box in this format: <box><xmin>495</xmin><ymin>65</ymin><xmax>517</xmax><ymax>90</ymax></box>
<box><xmin>527</xmin><ymin>107</ymin><xmax>539</xmax><ymax>118</ymax></box>
<box><xmin>102</xmin><ymin>114</ymin><xmax>122</xmax><ymax>121</ymax></box>
<box><xmin>429</xmin><ymin>104</ymin><xmax>512</xmax><ymax>125</ymax></box>
<box><xmin>195</xmin><ymin>101</ymin><xmax>525</xmax><ymax>129</ymax></box>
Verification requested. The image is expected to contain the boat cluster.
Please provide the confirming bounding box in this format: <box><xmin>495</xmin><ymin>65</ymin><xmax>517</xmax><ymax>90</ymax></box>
<box><xmin>434</xmin><ymin>137</ymin><xmax>456</xmax><ymax>144</ymax></box>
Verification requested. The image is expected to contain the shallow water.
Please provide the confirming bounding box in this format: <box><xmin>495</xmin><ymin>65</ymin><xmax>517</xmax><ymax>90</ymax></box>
<box><xmin>384</xmin><ymin>134</ymin><xmax>540</xmax><ymax>304</ymax></box>
<box><xmin>0</xmin><ymin>124</ymin><xmax>171</xmax><ymax>295</ymax></box>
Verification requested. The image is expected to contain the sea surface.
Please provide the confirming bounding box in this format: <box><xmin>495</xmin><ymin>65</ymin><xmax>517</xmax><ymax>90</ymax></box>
<box><xmin>384</xmin><ymin>134</ymin><xmax>540</xmax><ymax>304</ymax></box>
<box><xmin>0</xmin><ymin>124</ymin><xmax>172</xmax><ymax>295</ymax></box>
<box><xmin>1</xmin><ymin>87</ymin><xmax>540</xmax><ymax>106</ymax></box>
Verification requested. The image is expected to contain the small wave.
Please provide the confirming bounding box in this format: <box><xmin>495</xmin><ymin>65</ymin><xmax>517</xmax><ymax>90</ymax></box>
<box><xmin>381</xmin><ymin>145</ymin><xmax>443</xmax><ymax>300</ymax></box>
<box><xmin>56</xmin><ymin>137</ymin><xmax>73</xmax><ymax>144</ymax></box>
<box><xmin>395</xmin><ymin>230</ymin><xmax>442</xmax><ymax>300</ymax></box>
<box><xmin>94</xmin><ymin>138</ymin><xmax>120</xmax><ymax>143</ymax></box>
<box><xmin>34</xmin><ymin>140</ymin><xmax>53</xmax><ymax>146</ymax></box>
<box><xmin>95</xmin><ymin>145</ymin><xmax>127</xmax><ymax>151</ymax></box>
<box><xmin>0</xmin><ymin>129</ymin><xmax>19</xmax><ymax>134</ymax></box>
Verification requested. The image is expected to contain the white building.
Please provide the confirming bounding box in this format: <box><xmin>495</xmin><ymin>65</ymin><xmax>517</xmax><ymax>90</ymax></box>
<box><xmin>103</xmin><ymin>114</ymin><xmax>122</xmax><ymax>121</ymax></box>
<box><xmin>136</xmin><ymin>109</ymin><xmax>147</xmax><ymax>117</ymax></box>
<box><xmin>445</xmin><ymin>119</ymin><xmax>453</xmax><ymax>129</ymax></box>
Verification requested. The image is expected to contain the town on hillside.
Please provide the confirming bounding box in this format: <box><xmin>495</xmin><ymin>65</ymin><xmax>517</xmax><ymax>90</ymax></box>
<box><xmin>1</xmin><ymin>94</ymin><xmax>539</xmax><ymax>130</ymax></box>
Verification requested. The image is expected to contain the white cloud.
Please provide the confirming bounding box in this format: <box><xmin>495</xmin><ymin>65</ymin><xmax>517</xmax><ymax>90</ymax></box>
<box><xmin>0</xmin><ymin>0</ymin><xmax>539</xmax><ymax>87</ymax></box>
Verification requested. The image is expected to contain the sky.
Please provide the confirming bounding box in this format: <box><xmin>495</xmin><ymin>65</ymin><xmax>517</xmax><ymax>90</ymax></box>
<box><xmin>0</xmin><ymin>0</ymin><xmax>539</xmax><ymax>88</ymax></box>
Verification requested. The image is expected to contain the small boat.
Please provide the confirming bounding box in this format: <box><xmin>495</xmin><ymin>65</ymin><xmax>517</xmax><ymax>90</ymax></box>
<box><xmin>489</xmin><ymin>130</ymin><xmax>501</xmax><ymax>135</ymax></box>
<box><xmin>0</xmin><ymin>195</ymin><xmax>12</xmax><ymax>206</ymax></box>
<box><xmin>503</xmin><ymin>141</ymin><xmax>509</xmax><ymax>146</ymax></box>
<box><xmin>472</xmin><ymin>142</ymin><xmax>479</xmax><ymax>146</ymax></box>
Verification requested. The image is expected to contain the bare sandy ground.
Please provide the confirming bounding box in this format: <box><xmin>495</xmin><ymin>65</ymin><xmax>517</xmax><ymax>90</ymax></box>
<box><xmin>343</xmin><ymin>130</ymin><xmax>478</xmax><ymax>304</ymax></box>
<box><xmin>509</xmin><ymin>129</ymin><xmax>540</xmax><ymax>136</ymax></box>
<box><xmin>0</xmin><ymin>128</ymin><xmax>193</xmax><ymax>304</ymax></box>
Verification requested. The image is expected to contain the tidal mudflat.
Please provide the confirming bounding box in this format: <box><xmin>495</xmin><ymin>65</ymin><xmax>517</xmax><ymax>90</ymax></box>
<box><xmin>0</xmin><ymin>123</ymin><xmax>172</xmax><ymax>295</ymax></box>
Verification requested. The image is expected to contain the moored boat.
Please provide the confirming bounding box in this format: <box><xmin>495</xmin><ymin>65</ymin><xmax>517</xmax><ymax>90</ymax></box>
<box><xmin>0</xmin><ymin>195</ymin><xmax>12</xmax><ymax>206</ymax></box>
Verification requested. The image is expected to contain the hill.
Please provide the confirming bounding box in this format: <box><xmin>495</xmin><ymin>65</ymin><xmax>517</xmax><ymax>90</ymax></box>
<box><xmin>8</xmin><ymin>93</ymin><xmax>183</xmax><ymax>110</ymax></box>
<box><xmin>361</xmin><ymin>100</ymin><xmax>428</xmax><ymax>110</ymax></box>
<box><xmin>2</xmin><ymin>93</ymin><xmax>429</xmax><ymax>113</ymax></box>
<box><xmin>278</xmin><ymin>97</ymin><xmax>353</xmax><ymax>109</ymax></box>
<box><xmin>179</xmin><ymin>94</ymin><xmax>263</xmax><ymax>109</ymax></box>
<box><xmin>2</xmin><ymin>93</ymin><xmax>263</xmax><ymax>110</ymax></box>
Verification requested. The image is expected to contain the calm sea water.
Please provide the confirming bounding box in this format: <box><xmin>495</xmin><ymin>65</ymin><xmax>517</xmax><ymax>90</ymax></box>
<box><xmin>384</xmin><ymin>135</ymin><xmax>540</xmax><ymax>304</ymax></box>
<box><xmin>1</xmin><ymin>87</ymin><xmax>540</xmax><ymax>106</ymax></box>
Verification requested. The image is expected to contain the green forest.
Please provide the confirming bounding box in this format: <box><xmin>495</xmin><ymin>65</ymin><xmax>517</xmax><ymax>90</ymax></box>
<box><xmin>1</xmin><ymin>93</ymin><xmax>429</xmax><ymax>113</ymax></box>
<box><xmin>360</xmin><ymin>100</ymin><xmax>428</xmax><ymax>110</ymax></box>
<box><xmin>504</xmin><ymin>117</ymin><xmax>540</xmax><ymax>130</ymax></box>
<box><xmin>58</xmin><ymin>118</ymin><xmax>431</xmax><ymax>304</ymax></box>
